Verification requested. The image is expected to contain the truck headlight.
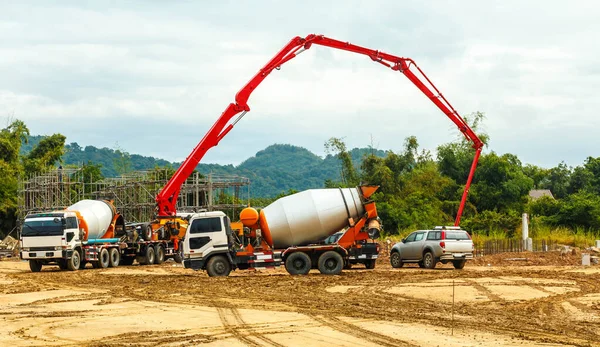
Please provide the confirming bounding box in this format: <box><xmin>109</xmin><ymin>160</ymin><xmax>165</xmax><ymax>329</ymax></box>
<box><xmin>54</xmin><ymin>246</ymin><xmax>62</xmax><ymax>251</ymax></box>
<box><xmin>22</xmin><ymin>247</ymin><xmax>30</xmax><ymax>252</ymax></box>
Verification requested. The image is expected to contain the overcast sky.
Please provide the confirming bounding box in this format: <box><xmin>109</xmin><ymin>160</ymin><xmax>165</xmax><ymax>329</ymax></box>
<box><xmin>1</xmin><ymin>1</ymin><xmax>599</xmax><ymax>169</ymax></box>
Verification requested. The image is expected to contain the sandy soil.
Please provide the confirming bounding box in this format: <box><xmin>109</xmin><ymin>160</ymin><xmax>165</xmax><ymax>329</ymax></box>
<box><xmin>1</xmin><ymin>253</ymin><xmax>599</xmax><ymax>347</ymax></box>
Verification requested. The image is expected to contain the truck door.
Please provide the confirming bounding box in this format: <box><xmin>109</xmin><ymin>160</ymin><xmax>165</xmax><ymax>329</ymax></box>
<box><xmin>184</xmin><ymin>216</ymin><xmax>228</xmax><ymax>259</ymax></box>
<box><xmin>404</xmin><ymin>231</ymin><xmax>426</xmax><ymax>260</ymax></box>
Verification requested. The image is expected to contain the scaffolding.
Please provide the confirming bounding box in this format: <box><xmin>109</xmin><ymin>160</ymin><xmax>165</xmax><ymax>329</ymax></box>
<box><xmin>18</xmin><ymin>166</ymin><xmax>250</xmax><ymax>223</ymax></box>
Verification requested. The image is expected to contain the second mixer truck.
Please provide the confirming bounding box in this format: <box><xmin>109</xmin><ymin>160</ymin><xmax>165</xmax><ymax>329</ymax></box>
<box><xmin>21</xmin><ymin>199</ymin><xmax>180</xmax><ymax>272</ymax></box>
<box><xmin>183</xmin><ymin>185</ymin><xmax>381</xmax><ymax>276</ymax></box>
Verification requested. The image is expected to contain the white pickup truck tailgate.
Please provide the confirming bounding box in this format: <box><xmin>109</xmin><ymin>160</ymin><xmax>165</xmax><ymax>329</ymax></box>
<box><xmin>444</xmin><ymin>239</ymin><xmax>473</xmax><ymax>253</ymax></box>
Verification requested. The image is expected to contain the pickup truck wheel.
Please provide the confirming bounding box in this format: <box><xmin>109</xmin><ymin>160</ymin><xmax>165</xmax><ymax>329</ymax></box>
<box><xmin>109</xmin><ymin>248</ymin><xmax>120</xmax><ymax>267</ymax></box>
<box><xmin>98</xmin><ymin>248</ymin><xmax>110</xmax><ymax>268</ymax></box>
<box><xmin>285</xmin><ymin>252</ymin><xmax>311</xmax><ymax>275</ymax></box>
<box><xmin>317</xmin><ymin>251</ymin><xmax>343</xmax><ymax>275</ymax></box>
<box><xmin>453</xmin><ymin>259</ymin><xmax>467</xmax><ymax>270</ymax></box>
<box><xmin>154</xmin><ymin>245</ymin><xmax>165</xmax><ymax>264</ymax></box>
<box><xmin>390</xmin><ymin>252</ymin><xmax>403</xmax><ymax>268</ymax></box>
<box><xmin>423</xmin><ymin>251</ymin><xmax>436</xmax><ymax>269</ymax></box>
<box><xmin>206</xmin><ymin>255</ymin><xmax>231</xmax><ymax>277</ymax></box>
<box><xmin>67</xmin><ymin>250</ymin><xmax>81</xmax><ymax>271</ymax></box>
<box><xmin>29</xmin><ymin>260</ymin><xmax>42</xmax><ymax>272</ymax></box>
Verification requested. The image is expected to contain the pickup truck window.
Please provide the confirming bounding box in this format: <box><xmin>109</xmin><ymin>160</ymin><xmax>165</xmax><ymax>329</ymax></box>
<box><xmin>405</xmin><ymin>233</ymin><xmax>417</xmax><ymax>242</ymax></box>
<box><xmin>445</xmin><ymin>231</ymin><xmax>470</xmax><ymax>240</ymax></box>
<box><xmin>426</xmin><ymin>231</ymin><xmax>441</xmax><ymax>240</ymax></box>
<box><xmin>415</xmin><ymin>232</ymin><xmax>425</xmax><ymax>241</ymax></box>
<box><xmin>190</xmin><ymin>217</ymin><xmax>222</xmax><ymax>234</ymax></box>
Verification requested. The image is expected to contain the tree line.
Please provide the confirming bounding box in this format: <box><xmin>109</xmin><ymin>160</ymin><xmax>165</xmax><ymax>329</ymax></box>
<box><xmin>2</xmin><ymin>114</ymin><xmax>600</xmax><ymax>242</ymax></box>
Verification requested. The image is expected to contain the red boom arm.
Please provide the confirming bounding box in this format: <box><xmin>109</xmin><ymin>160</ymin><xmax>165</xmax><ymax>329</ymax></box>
<box><xmin>156</xmin><ymin>34</ymin><xmax>483</xmax><ymax>226</ymax></box>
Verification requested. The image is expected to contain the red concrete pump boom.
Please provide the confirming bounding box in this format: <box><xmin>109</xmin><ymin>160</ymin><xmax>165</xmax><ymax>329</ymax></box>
<box><xmin>156</xmin><ymin>34</ymin><xmax>484</xmax><ymax>226</ymax></box>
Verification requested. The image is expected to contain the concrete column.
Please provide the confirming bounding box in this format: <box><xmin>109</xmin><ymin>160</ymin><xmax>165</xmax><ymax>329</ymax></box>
<box><xmin>522</xmin><ymin>213</ymin><xmax>529</xmax><ymax>241</ymax></box>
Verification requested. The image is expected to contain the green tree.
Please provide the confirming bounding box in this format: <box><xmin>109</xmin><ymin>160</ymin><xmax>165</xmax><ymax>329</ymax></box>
<box><xmin>324</xmin><ymin>137</ymin><xmax>359</xmax><ymax>187</ymax></box>
<box><xmin>22</xmin><ymin>133</ymin><xmax>66</xmax><ymax>175</ymax></box>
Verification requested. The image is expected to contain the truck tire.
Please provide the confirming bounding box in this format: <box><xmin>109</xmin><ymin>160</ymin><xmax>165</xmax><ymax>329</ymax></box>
<box><xmin>98</xmin><ymin>248</ymin><xmax>110</xmax><ymax>268</ymax></box>
<box><xmin>140</xmin><ymin>246</ymin><xmax>155</xmax><ymax>265</ymax></box>
<box><xmin>390</xmin><ymin>252</ymin><xmax>404</xmax><ymax>268</ymax></box>
<box><xmin>423</xmin><ymin>251</ymin><xmax>437</xmax><ymax>269</ymax></box>
<box><xmin>67</xmin><ymin>250</ymin><xmax>81</xmax><ymax>271</ymax></box>
<box><xmin>317</xmin><ymin>251</ymin><xmax>343</xmax><ymax>275</ymax></box>
<box><xmin>173</xmin><ymin>241</ymin><xmax>184</xmax><ymax>263</ymax></box>
<box><xmin>154</xmin><ymin>245</ymin><xmax>165</xmax><ymax>264</ymax></box>
<box><xmin>285</xmin><ymin>252</ymin><xmax>311</xmax><ymax>275</ymax></box>
<box><xmin>453</xmin><ymin>259</ymin><xmax>466</xmax><ymax>270</ymax></box>
<box><xmin>365</xmin><ymin>259</ymin><xmax>376</xmax><ymax>269</ymax></box>
<box><xmin>109</xmin><ymin>248</ymin><xmax>120</xmax><ymax>267</ymax></box>
<box><xmin>206</xmin><ymin>255</ymin><xmax>232</xmax><ymax>277</ymax></box>
<box><xmin>29</xmin><ymin>260</ymin><xmax>42</xmax><ymax>272</ymax></box>
<box><xmin>142</xmin><ymin>224</ymin><xmax>153</xmax><ymax>241</ymax></box>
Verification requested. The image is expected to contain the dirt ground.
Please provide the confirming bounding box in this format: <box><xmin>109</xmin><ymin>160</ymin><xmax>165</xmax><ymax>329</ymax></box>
<box><xmin>1</xmin><ymin>252</ymin><xmax>600</xmax><ymax>347</ymax></box>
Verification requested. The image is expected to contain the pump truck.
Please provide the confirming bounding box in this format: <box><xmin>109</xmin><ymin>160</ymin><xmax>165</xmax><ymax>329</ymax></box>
<box><xmin>149</xmin><ymin>34</ymin><xmax>483</xmax><ymax>255</ymax></box>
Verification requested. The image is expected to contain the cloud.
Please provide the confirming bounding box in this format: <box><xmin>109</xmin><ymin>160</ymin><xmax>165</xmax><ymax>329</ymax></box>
<box><xmin>1</xmin><ymin>1</ymin><xmax>599</xmax><ymax>170</ymax></box>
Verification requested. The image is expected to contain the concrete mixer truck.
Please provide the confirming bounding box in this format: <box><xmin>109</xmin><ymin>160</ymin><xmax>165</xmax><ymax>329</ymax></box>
<box><xmin>183</xmin><ymin>185</ymin><xmax>381</xmax><ymax>276</ymax></box>
<box><xmin>20</xmin><ymin>200</ymin><xmax>178</xmax><ymax>272</ymax></box>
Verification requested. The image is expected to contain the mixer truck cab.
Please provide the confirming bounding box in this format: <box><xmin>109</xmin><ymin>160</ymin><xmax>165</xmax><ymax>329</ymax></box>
<box><xmin>183</xmin><ymin>186</ymin><xmax>382</xmax><ymax>277</ymax></box>
<box><xmin>21</xmin><ymin>211</ymin><xmax>82</xmax><ymax>271</ymax></box>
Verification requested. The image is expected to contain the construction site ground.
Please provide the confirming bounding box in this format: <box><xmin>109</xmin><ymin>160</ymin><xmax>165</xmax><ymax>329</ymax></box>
<box><xmin>1</xmin><ymin>251</ymin><xmax>599</xmax><ymax>347</ymax></box>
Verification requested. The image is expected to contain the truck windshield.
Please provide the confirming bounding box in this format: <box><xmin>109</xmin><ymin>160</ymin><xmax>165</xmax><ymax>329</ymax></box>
<box><xmin>22</xmin><ymin>218</ymin><xmax>64</xmax><ymax>236</ymax></box>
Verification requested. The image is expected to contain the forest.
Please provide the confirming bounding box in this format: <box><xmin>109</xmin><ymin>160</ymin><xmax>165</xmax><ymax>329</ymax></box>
<box><xmin>2</xmin><ymin>113</ymin><xmax>600</xmax><ymax>245</ymax></box>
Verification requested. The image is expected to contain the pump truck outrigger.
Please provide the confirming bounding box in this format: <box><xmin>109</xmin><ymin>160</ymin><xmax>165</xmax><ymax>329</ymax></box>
<box><xmin>153</xmin><ymin>34</ymin><xmax>483</xmax><ymax>275</ymax></box>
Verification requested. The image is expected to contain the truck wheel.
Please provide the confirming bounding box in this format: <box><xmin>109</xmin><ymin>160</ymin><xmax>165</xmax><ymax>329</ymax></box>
<box><xmin>206</xmin><ymin>255</ymin><xmax>231</xmax><ymax>277</ymax></box>
<box><xmin>390</xmin><ymin>252</ymin><xmax>404</xmax><ymax>268</ymax></box>
<box><xmin>140</xmin><ymin>246</ymin><xmax>155</xmax><ymax>265</ymax></box>
<box><xmin>98</xmin><ymin>248</ymin><xmax>110</xmax><ymax>268</ymax></box>
<box><xmin>109</xmin><ymin>248</ymin><xmax>120</xmax><ymax>267</ymax></box>
<box><xmin>285</xmin><ymin>252</ymin><xmax>311</xmax><ymax>275</ymax></box>
<box><xmin>453</xmin><ymin>259</ymin><xmax>467</xmax><ymax>270</ymax></box>
<box><xmin>173</xmin><ymin>241</ymin><xmax>184</xmax><ymax>263</ymax></box>
<box><xmin>423</xmin><ymin>251</ymin><xmax>437</xmax><ymax>269</ymax></box>
<box><xmin>29</xmin><ymin>260</ymin><xmax>42</xmax><ymax>272</ymax></box>
<box><xmin>317</xmin><ymin>251</ymin><xmax>343</xmax><ymax>275</ymax></box>
<box><xmin>365</xmin><ymin>259</ymin><xmax>376</xmax><ymax>269</ymax></box>
<box><xmin>67</xmin><ymin>250</ymin><xmax>81</xmax><ymax>271</ymax></box>
<box><xmin>142</xmin><ymin>224</ymin><xmax>153</xmax><ymax>241</ymax></box>
<box><xmin>154</xmin><ymin>245</ymin><xmax>165</xmax><ymax>264</ymax></box>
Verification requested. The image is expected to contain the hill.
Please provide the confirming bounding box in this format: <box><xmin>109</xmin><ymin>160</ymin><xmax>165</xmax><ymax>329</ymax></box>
<box><xmin>22</xmin><ymin>136</ymin><xmax>386</xmax><ymax>197</ymax></box>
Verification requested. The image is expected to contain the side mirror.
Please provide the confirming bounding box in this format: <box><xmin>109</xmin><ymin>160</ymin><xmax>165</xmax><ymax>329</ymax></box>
<box><xmin>401</xmin><ymin>238</ymin><xmax>406</xmax><ymax>243</ymax></box>
<box><xmin>66</xmin><ymin>232</ymin><xmax>75</xmax><ymax>242</ymax></box>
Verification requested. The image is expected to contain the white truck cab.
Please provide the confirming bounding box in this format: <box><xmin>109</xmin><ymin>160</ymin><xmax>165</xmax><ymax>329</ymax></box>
<box><xmin>21</xmin><ymin>212</ymin><xmax>82</xmax><ymax>271</ymax></box>
<box><xmin>183</xmin><ymin>211</ymin><xmax>233</xmax><ymax>270</ymax></box>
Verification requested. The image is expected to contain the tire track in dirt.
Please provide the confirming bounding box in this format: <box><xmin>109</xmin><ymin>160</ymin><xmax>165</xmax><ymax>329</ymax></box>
<box><xmin>461</xmin><ymin>279</ymin><xmax>502</xmax><ymax>301</ymax></box>
<box><xmin>306</xmin><ymin>313</ymin><xmax>417</xmax><ymax>347</ymax></box>
<box><xmin>215</xmin><ymin>306</ymin><xmax>262</xmax><ymax>346</ymax></box>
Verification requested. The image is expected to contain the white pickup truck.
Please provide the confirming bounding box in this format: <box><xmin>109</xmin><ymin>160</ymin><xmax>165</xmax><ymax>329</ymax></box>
<box><xmin>390</xmin><ymin>226</ymin><xmax>474</xmax><ymax>269</ymax></box>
